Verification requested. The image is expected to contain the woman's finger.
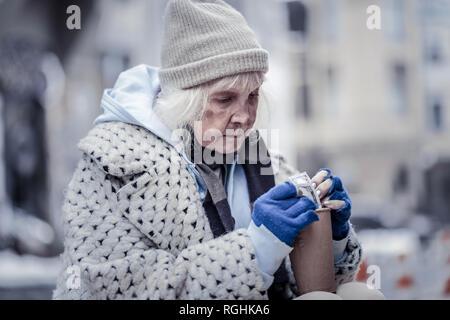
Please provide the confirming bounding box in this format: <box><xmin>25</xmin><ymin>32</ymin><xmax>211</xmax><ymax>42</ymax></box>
<box><xmin>316</xmin><ymin>178</ymin><xmax>332</xmax><ymax>200</ymax></box>
<box><xmin>269</xmin><ymin>181</ymin><xmax>298</xmax><ymax>200</ymax></box>
<box><xmin>310</xmin><ymin>169</ymin><xmax>330</xmax><ymax>189</ymax></box>
<box><xmin>285</xmin><ymin>196</ymin><xmax>317</xmax><ymax>217</ymax></box>
<box><xmin>322</xmin><ymin>200</ymin><xmax>346</xmax><ymax>210</ymax></box>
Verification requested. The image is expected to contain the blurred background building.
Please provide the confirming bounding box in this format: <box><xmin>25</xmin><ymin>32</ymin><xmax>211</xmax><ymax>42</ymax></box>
<box><xmin>0</xmin><ymin>0</ymin><xmax>449</xmax><ymax>299</ymax></box>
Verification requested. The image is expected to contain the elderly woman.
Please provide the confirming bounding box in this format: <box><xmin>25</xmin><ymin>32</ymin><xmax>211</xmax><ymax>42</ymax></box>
<box><xmin>54</xmin><ymin>0</ymin><xmax>380</xmax><ymax>300</ymax></box>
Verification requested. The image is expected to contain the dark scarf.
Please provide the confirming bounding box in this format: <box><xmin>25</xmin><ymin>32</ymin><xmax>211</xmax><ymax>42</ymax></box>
<box><xmin>186</xmin><ymin>128</ymin><xmax>289</xmax><ymax>299</ymax></box>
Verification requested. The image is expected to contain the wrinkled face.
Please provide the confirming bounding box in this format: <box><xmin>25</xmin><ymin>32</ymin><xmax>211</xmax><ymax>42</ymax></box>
<box><xmin>193</xmin><ymin>85</ymin><xmax>260</xmax><ymax>155</ymax></box>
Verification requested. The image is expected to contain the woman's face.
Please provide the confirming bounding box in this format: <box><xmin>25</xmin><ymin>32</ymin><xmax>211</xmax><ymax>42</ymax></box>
<box><xmin>193</xmin><ymin>85</ymin><xmax>260</xmax><ymax>155</ymax></box>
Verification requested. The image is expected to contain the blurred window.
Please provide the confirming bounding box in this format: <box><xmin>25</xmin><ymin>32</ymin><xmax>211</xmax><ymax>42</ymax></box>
<box><xmin>389</xmin><ymin>63</ymin><xmax>408</xmax><ymax>115</ymax></box>
<box><xmin>286</xmin><ymin>1</ymin><xmax>308</xmax><ymax>35</ymax></box>
<box><xmin>427</xmin><ymin>95</ymin><xmax>444</xmax><ymax>132</ymax></box>
<box><xmin>423</xmin><ymin>32</ymin><xmax>445</xmax><ymax>65</ymax></box>
<box><xmin>393</xmin><ymin>164</ymin><xmax>409</xmax><ymax>193</ymax></box>
<box><xmin>423</xmin><ymin>161</ymin><xmax>450</xmax><ymax>222</ymax></box>
<box><xmin>295</xmin><ymin>84</ymin><xmax>310</xmax><ymax>120</ymax></box>
<box><xmin>322</xmin><ymin>0</ymin><xmax>339</xmax><ymax>43</ymax></box>
<box><xmin>385</xmin><ymin>0</ymin><xmax>405</xmax><ymax>41</ymax></box>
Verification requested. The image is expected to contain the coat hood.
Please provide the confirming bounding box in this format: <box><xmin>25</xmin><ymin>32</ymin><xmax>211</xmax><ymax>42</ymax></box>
<box><xmin>90</xmin><ymin>64</ymin><xmax>206</xmax><ymax>198</ymax></box>
<box><xmin>94</xmin><ymin>64</ymin><xmax>183</xmax><ymax>153</ymax></box>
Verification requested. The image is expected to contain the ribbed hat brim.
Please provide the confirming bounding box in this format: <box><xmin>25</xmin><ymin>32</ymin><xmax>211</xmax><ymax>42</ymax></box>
<box><xmin>160</xmin><ymin>48</ymin><xmax>269</xmax><ymax>89</ymax></box>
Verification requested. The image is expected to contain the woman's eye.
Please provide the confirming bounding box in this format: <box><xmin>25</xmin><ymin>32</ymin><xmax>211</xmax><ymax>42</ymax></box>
<box><xmin>217</xmin><ymin>97</ymin><xmax>232</xmax><ymax>103</ymax></box>
<box><xmin>249</xmin><ymin>93</ymin><xmax>259</xmax><ymax>101</ymax></box>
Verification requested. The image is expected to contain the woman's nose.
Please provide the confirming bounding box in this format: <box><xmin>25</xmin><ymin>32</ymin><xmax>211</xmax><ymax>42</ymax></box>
<box><xmin>230</xmin><ymin>105</ymin><xmax>250</xmax><ymax>126</ymax></box>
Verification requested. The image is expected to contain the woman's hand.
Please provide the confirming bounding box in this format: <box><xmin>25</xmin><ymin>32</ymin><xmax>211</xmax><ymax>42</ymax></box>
<box><xmin>252</xmin><ymin>182</ymin><xmax>319</xmax><ymax>247</ymax></box>
<box><xmin>310</xmin><ymin>168</ymin><xmax>351</xmax><ymax>240</ymax></box>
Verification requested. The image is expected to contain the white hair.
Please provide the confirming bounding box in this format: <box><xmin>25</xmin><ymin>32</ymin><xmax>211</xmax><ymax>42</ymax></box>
<box><xmin>153</xmin><ymin>72</ymin><xmax>270</xmax><ymax>138</ymax></box>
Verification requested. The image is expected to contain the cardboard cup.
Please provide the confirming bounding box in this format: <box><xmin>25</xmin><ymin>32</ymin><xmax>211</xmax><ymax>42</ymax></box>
<box><xmin>289</xmin><ymin>208</ymin><xmax>336</xmax><ymax>295</ymax></box>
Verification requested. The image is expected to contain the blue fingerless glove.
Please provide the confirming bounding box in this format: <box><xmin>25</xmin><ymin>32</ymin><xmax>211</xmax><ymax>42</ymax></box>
<box><xmin>318</xmin><ymin>168</ymin><xmax>352</xmax><ymax>240</ymax></box>
<box><xmin>252</xmin><ymin>181</ymin><xmax>319</xmax><ymax>247</ymax></box>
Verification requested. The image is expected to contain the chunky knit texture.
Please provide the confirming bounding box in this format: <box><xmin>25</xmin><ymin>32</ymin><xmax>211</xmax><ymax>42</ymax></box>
<box><xmin>159</xmin><ymin>0</ymin><xmax>269</xmax><ymax>89</ymax></box>
<box><xmin>53</xmin><ymin>122</ymin><xmax>362</xmax><ymax>300</ymax></box>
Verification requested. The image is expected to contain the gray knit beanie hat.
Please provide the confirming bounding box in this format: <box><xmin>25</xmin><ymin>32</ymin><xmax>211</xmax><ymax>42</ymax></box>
<box><xmin>159</xmin><ymin>0</ymin><xmax>269</xmax><ymax>90</ymax></box>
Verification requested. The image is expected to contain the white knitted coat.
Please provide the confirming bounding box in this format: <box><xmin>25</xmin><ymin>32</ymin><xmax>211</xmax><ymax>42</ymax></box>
<box><xmin>53</xmin><ymin>121</ymin><xmax>362</xmax><ymax>300</ymax></box>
